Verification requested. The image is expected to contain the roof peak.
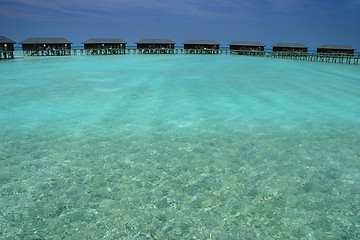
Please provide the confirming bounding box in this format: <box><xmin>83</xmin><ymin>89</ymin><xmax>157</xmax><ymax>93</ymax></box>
<box><xmin>229</xmin><ymin>41</ymin><xmax>265</xmax><ymax>46</ymax></box>
<box><xmin>316</xmin><ymin>44</ymin><xmax>355</xmax><ymax>50</ymax></box>
<box><xmin>19</xmin><ymin>38</ymin><xmax>73</xmax><ymax>44</ymax></box>
<box><xmin>136</xmin><ymin>39</ymin><xmax>175</xmax><ymax>44</ymax></box>
<box><xmin>82</xmin><ymin>38</ymin><xmax>127</xmax><ymax>44</ymax></box>
<box><xmin>0</xmin><ymin>35</ymin><xmax>16</xmax><ymax>43</ymax></box>
<box><xmin>272</xmin><ymin>43</ymin><xmax>308</xmax><ymax>48</ymax></box>
<box><xmin>183</xmin><ymin>40</ymin><xmax>220</xmax><ymax>45</ymax></box>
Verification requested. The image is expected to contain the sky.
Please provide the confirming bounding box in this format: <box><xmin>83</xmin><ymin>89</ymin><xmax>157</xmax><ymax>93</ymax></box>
<box><xmin>1</xmin><ymin>0</ymin><xmax>359</xmax><ymax>50</ymax></box>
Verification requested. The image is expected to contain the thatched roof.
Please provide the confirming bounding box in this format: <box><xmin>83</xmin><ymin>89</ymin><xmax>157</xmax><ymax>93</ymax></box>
<box><xmin>272</xmin><ymin>43</ymin><xmax>308</xmax><ymax>48</ymax></box>
<box><xmin>0</xmin><ymin>36</ymin><xmax>16</xmax><ymax>44</ymax></box>
<box><xmin>19</xmin><ymin>38</ymin><xmax>73</xmax><ymax>44</ymax></box>
<box><xmin>136</xmin><ymin>39</ymin><xmax>175</xmax><ymax>44</ymax></box>
<box><xmin>229</xmin><ymin>41</ymin><xmax>264</xmax><ymax>47</ymax></box>
<box><xmin>82</xmin><ymin>38</ymin><xmax>127</xmax><ymax>44</ymax></box>
<box><xmin>316</xmin><ymin>45</ymin><xmax>355</xmax><ymax>50</ymax></box>
<box><xmin>183</xmin><ymin>40</ymin><xmax>220</xmax><ymax>45</ymax></box>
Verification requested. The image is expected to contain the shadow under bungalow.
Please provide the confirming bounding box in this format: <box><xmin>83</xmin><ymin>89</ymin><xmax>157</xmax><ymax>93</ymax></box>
<box><xmin>135</xmin><ymin>39</ymin><xmax>175</xmax><ymax>54</ymax></box>
<box><xmin>0</xmin><ymin>35</ymin><xmax>15</xmax><ymax>59</ymax></box>
<box><xmin>229</xmin><ymin>41</ymin><xmax>265</xmax><ymax>51</ymax></box>
<box><xmin>272</xmin><ymin>43</ymin><xmax>308</xmax><ymax>52</ymax></box>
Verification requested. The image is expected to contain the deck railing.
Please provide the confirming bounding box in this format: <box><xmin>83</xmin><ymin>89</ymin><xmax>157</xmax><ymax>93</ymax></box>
<box><xmin>14</xmin><ymin>48</ymin><xmax>360</xmax><ymax>65</ymax></box>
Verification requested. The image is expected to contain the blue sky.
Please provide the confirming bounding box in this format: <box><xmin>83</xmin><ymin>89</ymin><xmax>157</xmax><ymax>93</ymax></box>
<box><xmin>1</xmin><ymin>0</ymin><xmax>359</xmax><ymax>49</ymax></box>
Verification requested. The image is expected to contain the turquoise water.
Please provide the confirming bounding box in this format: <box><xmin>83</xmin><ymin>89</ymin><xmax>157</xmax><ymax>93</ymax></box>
<box><xmin>1</xmin><ymin>55</ymin><xmax>360</xmax><ymax>239</ymax></box>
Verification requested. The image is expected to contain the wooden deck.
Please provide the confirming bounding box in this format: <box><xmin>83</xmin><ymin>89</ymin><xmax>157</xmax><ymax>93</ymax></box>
<box><xmin>0</xmin><ymin>50</ymin><xmax>14</xmax><ymax>59</ymax></box>
<box><xmin>19</xmin><ymin>49</ymin><xmax>360</xmax><ymax>65</ymax></box>
<box><xmin>23</xmin><ymin>49</ymin><xmax>126</xmax><ymax>56</ymax></box>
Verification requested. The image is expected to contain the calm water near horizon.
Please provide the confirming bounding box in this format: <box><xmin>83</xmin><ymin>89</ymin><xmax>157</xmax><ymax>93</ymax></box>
<box><xmin>1</xmin><ymin>54</ymin><xmax>360</xmax><ymax>239</ymax></box>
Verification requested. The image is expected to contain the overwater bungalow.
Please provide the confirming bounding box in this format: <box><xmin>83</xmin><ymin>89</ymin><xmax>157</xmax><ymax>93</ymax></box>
<box><xmin>272</xmin><ymin>43</ymin><xmax>308</xmax><ymax>52</ymax></box>
<box><xmin>136</xmin><ymin>39</ymin><xmax>175</xmax><ymax>49</ymax></box>
<box><xmin>0</xmin><ymin>35</ymin><xmax>15</xmax><ymax>59</ymax></box>
<box><xmin>183</xmin><ymin>40</ymin><xmax>220</xmax><ymax>50</ymax></box>
<box><xmin>82</xmin><ymin>38</ymin><xmax>127</xmax><ymax>49</ymax></box>
<box><xmin>19</xmin><ymin>38</ymin><xmax>72</xmax><ymax>51</ymax></box>
<box><xmin>316</xmin><ymin>45</ymin><xmax>355</xmax><ymax>54</ymax></box>
<box><xmin>0</xmin><ymin>36</ymin><xmax>15</xmax><ymax>51</ymax></box>
<box><xmin>229</xmin><ymin>41</ymin><xmax>265</xmax><ymax>51</ymax></box>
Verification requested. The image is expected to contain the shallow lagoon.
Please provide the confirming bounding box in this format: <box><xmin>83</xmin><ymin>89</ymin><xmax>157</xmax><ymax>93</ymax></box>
<box><xmin>1</xmin><ymin>55</ymin><xmax>360</xmax><ymax>239</ymax></box>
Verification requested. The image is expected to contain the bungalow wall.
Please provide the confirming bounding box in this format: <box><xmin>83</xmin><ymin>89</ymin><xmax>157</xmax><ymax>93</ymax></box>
<box><xmin>137</xmin><ymin>43</ymin><xmax>175</xmax><ymax>49</ymax></box>
<box><xmin>230</xmin><ymin>45</ymin><xmax>264</xmax><ymax>51</ymax></box>
<box><xmin>22</xmin><ymin>44</ymin><xmax>72</xmax><ymax>51</ymax></box>
<box><xmin>273</xmin><ymin>47</ymin><xmax>307</xmax><ymax>52</ymax></box>
<box><xmin>184</xmin><ymin>44</ymin><xmax>219</xmax><ymax>50</ymax></box>
<box><xmin>317</xmin><ymin>49</ymin><xmax>354</xmax><ymax>54</ymax></box>
<box><xmin>0</xmin><ymin>43</ymin><xmax>14</xmax><ymax>51</ymax></box>
<box><xmin>84</xmin><ymin>43</ymin><xmax>126</xmax><ymax>49</ymax></box>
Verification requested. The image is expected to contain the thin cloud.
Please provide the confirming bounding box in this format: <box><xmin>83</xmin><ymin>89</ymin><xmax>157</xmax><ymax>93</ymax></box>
<box><xmin>0</xmin><ymin>0</ymin><xmax>129</xmax><ymax>21</ymax></box>
<box><xmin>1</xmin><ymin>0</ymin><xmax>260</xmax><ymax>19</ymax></box>
<box><xmin>2</xmin><ymin>0</ymin><xmax>358</xmax><ymax>21</ymax></box>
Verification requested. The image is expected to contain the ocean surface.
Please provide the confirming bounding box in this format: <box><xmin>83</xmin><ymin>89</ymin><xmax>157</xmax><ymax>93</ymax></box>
<box><xmin>1</xmin><ymin>54</ymin><xmax>360</xmax><ymax>239</ymax></box>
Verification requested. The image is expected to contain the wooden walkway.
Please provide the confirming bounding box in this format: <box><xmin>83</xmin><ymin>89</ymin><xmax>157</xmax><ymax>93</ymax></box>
<box><xmin>0</xmin><ymin>50</ymin><xmax>14</xmax><ymax>59</ymax></box>
<box><xmin>231</xmin><ymin>50</ymin><xmax>360</xmax><ymax>65</ymax></box>
<box><xmin>18</xmin><ymin>49</ymin><xmax>360</xmax><ymax>65</ymax></box>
